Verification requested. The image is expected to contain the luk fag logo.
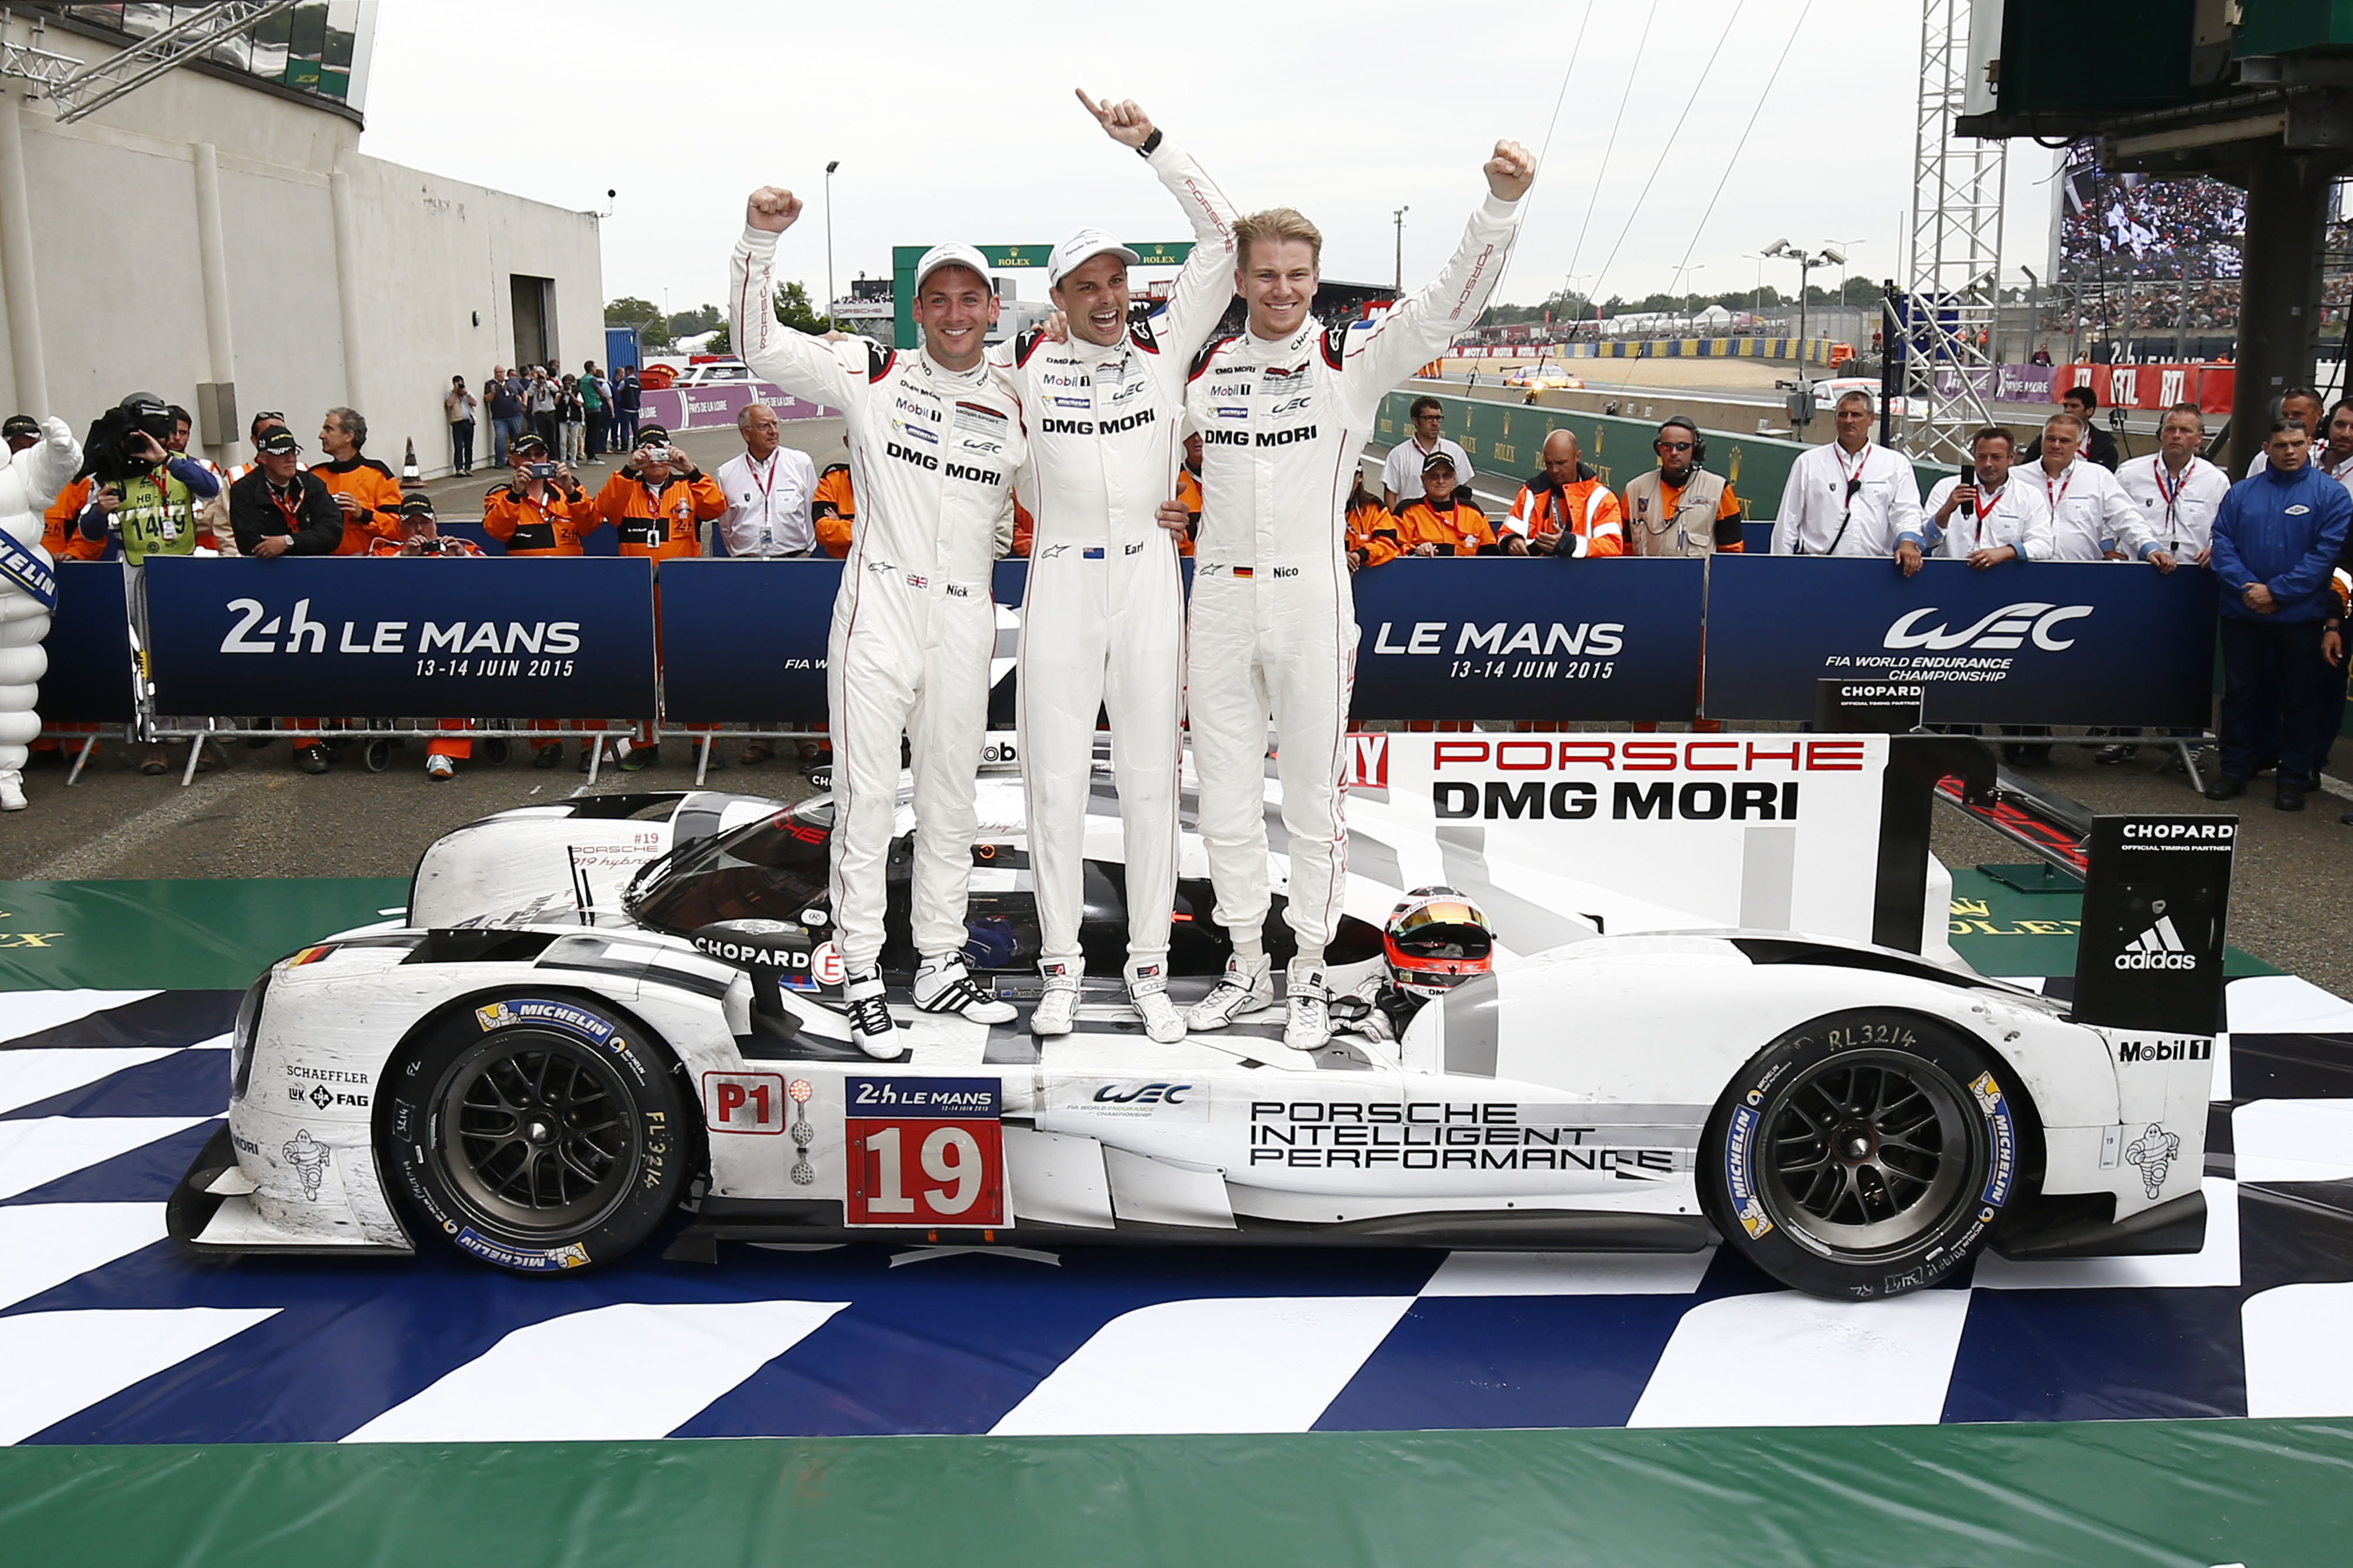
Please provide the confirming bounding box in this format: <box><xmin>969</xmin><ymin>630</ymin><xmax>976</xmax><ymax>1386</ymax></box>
<box><xmin>1883</xmin><ymin>602</ymin><xmax>2093</xmax><ymax>652</ymax></box>
<box><xmin>1348</xmin><ymin>733</ymin><xmax>1389</xmax><ymax>789</ymax></box>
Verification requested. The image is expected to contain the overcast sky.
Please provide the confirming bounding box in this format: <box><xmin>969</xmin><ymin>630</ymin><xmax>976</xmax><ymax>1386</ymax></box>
<box><xmin>358</xmin><ymin>0</ymin><xmax>2059</xmax><ymax>316</ymax></box>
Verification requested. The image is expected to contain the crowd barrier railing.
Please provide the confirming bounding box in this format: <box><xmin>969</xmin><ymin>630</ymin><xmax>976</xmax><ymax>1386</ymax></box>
<box><xmin>36</xmin><ymin>552</ymin><xmax>2221</xmax><ymax>784</ymax></box>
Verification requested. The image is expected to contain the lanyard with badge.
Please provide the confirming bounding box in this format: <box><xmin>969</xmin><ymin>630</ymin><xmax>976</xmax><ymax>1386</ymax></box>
<box><xmin>747</xmin><ymin>450</ymin><xmax>782</xmax><ymax>552</ymax></box>
<box><xmin>1803</xmin><ymin>445</ymin><xmax>1871</xmax><ymax>555</ymax></box>
<box><xmin>2041</xmin><ymin>464</ymin><xmax>2076</xmax><ymax>530</ymax></box>
<box><xmin>2152</xmin><ymin>457</ymin><xmax>2197</xmax><ymax>545</ymax></box>
<box><xmin>1972</xmin><ymin>480</ymin><xmax>2005</xmax><ymax>548</ymax></box>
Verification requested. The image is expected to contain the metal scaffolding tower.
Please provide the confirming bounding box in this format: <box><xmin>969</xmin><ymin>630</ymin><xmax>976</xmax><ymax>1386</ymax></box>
<box><xmin>1</xmin><ymin>2</ymin><xmax>298</xmax><ymax>124</ymax></box>
<box><xmin>1898</xmin><ymin>0</ymin><xmax>2007</xmax><ymax>465</ymax></box>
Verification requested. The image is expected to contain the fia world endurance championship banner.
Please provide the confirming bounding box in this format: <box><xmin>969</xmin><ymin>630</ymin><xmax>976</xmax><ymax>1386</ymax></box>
<box><xmin>1701</xmin><ymin>556</ymin><xmax>2220</xmax><ymax>727</ymax></box>
<box><xmin>141</xmin><ymin>556</ymin><xmax>658</xmax><ymax>719</ymax></box>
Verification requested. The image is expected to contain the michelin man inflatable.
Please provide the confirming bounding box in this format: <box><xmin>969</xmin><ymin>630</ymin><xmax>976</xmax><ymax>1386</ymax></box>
<box><xmin>0</xmin><ymin>416</ymin><xmax>82</xmax><ymax>811</ymax></box>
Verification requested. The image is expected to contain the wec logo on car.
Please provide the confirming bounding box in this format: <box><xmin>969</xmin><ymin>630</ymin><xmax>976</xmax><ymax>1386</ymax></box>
<box><xmin>1883</xmin><ymin>602</ymin><xmax>2092</xmax><ymax>652</ymax></box>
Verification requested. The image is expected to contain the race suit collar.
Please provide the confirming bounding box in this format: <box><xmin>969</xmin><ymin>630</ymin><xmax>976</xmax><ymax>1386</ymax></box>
<box><xmin>919</xmin><ymin>347</ymin><xmax>990</xmax><ymax>385</ymax></box>
<box><xmin>1243</xmin><ymin>317</ymin><xmax>1318</xmax><ymax>360</ymax></box>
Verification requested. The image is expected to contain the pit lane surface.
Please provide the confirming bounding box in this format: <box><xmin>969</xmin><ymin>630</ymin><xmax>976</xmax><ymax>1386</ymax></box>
<box><xmin>4</xmin><ymin>963</ymin><xmax>2352</xmax><ymax>1445</ymax></box>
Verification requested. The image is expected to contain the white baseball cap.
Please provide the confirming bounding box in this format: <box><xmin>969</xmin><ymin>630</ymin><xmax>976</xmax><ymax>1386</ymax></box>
<box><xmin>913</xmin><ymin>241</ymin><xmax>994</xmax><ymax>293</ymax></box>
<box><xmin>1048</xmin><ymin>226</ymin><xmax>1140</xmax><ymax>286</ymax></box>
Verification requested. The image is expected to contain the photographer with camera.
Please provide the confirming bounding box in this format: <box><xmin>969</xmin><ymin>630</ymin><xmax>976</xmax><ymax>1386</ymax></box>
<box><xmin>371</xmin><ymin>494</ymin><xmax>485</xmax><ymax>781</ymax></box>
<box><xmin>593</xmin><ymin>424</ymin><xmax>725</xmax><ymax>771</ymax></box>
<box><xmin>483</xmin><ymin>432</ymin><xmax>601</xmax><ymax>771</ymax></box>
<box><xmin>75</xmin><ymin>394</ymin><xmax>224</xmax><ymax>566</ymax></box>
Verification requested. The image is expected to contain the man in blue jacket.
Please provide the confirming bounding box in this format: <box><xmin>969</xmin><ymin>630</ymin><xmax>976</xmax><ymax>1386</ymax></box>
<box><xmin>2206</xmin><ymin>416</ymin><xmax>2353</xmax><ymax>809</ymax></box>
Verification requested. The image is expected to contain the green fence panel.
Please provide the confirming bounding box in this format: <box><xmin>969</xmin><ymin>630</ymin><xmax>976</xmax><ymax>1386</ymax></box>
<box><xmin>1377</xmin><ymin>390</ymin><xmax>1949</xmax><ymax>522</ymax></box>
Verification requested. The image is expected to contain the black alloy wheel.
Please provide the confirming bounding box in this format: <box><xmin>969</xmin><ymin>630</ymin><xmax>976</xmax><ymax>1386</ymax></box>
<box><xmin>381</xmin><ymin>992</ymin><xmax>694</xmax><ymax>1274</ymax></box>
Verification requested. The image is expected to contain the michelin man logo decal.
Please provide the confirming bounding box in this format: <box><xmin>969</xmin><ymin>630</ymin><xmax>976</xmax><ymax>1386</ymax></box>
<box><xmin>282</xmin><ymin>1128</ymin><xmax>330</xmax><ymax>1201</ymax></box>
<box><xmin>2123</xmin><ymin>1122</ymin><xmax>2180</xmax><ymax>1199</ymax></box>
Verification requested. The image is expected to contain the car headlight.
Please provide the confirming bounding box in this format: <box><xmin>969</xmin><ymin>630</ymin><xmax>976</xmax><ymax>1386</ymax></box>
<box><xmin>230</xmin><ymin>970</ymin><xmax>271</xmax><ymax>1104</ymax></box>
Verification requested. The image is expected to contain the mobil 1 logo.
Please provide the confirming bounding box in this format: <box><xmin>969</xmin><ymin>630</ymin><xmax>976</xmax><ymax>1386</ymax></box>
<box><xmin>2070</xmin><ymin>815</ymin><xmax>2235</xmax><ymax>1036</ymax></box>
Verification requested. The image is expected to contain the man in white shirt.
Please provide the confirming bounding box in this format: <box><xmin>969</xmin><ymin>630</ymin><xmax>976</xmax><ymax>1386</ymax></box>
<box><xmin>1898</xmin><ymin>425</ymin><xmax>2052</xmax><ymax>573</ymax></box>
<box><xmin>1771</xmin><ymin>390</ymin><xmax>1922</xmax><ymax>557</ymax></box>
<box><xmin>2116</xmin><ymin>404</ymin><xmax>2229</xmax><ymax>569</ymax></box>
<box><xmin>1380</xmin><ymin>396</ymin><xmax>1474</xmax><ymax>507</ymax></box>
<box><xmin>712</xmin><ymin>404</ymin><xmax>816</xmax><ymax>558</ymax></box>
<box><xmin>2024</xmin><ymin>412</ymin><xmax>2153</xmax><ymax>562</ymax></box>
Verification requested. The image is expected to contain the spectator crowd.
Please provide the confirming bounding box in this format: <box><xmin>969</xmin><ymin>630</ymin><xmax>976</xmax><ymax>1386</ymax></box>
<box><xmin>12</xmin><ymin>367</ymin><xmax>2353</xmax><ymax>820</ymax></box>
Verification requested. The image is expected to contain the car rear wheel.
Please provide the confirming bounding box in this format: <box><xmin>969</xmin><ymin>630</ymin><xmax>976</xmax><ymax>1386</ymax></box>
<box><xmin>1701</xmin><ymin>1009</ymin><xmax>2021</xmax><ymax>1300</ymax></box>
<box><xmin>381</xmin><ymin>992</ymin><xmax>693</xmax><ymax>1274</ymax></box>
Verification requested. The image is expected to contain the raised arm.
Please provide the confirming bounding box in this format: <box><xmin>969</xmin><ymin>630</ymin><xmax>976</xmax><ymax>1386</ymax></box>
<box><xmin>1342</xmin><ymin>141</ymin><xmax>1533</xmax><ymax>405</ymax></box>
<box><xmin>732</xmin><ymin>187</ymin><xmax>861</xmax><ymax>411</ymax></box>
<box><xmin>1077</xmin><ymin>91</ymin><xmax>1239</xmax><ymax>356</ymax></box>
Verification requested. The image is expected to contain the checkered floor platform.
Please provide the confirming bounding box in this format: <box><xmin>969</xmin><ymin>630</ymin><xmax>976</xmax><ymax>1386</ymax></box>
<box><xmin>4</xmin><ymin>978</ymin><xmax>2353</xmax><ymax>1444</ymax></box>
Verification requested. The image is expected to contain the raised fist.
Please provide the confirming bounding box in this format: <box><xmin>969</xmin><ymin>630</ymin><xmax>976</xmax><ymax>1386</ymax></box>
<box><xmin>745</xmin><ymin>186</ymin><xmax>803</xmax><ymax>233</ymax></box>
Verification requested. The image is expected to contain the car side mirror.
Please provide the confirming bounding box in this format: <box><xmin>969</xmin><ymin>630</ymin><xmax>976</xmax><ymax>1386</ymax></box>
<box><xmin>691</xmin><ymin>919</ymin><xmax>812</xmax><ymax>1037</ymax></box>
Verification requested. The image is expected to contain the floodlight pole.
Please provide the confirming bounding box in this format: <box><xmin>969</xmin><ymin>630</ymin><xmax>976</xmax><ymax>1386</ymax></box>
<box><xmin>824</xmin><ymin>160</ymin><xmax>840</xmax><ymax>331</ymax></box>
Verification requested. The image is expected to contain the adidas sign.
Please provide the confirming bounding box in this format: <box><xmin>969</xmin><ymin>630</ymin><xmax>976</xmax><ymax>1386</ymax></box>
<box><xmin>2114</xmin><ymin>915</ymin><xmax>2198</xmax><ymax>971</ymax></box>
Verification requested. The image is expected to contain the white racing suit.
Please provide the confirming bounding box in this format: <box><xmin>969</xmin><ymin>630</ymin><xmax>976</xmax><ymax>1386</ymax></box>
<box><xmin>993</xmin><ymin>141</ymin><xmax>1237</xmax><ymax>986</ymax></box>
<box><xmin>732</xmin><ymin>232</ymin><xmax>1028</xmax><ymax>975</ymax></box>
<box><xmin>0</xmin><ymin>419</ymin><xmax>81</xmax><ymax>797</ymax></box>
<box><xmin>1183</xmin><ymin>191</ymin><xmax>1521</xmax><ymax>962</ymax></box>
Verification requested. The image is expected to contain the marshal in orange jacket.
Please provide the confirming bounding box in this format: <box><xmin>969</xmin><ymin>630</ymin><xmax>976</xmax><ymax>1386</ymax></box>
<box><xmin>813</xmin><ymin>462</ymin><xmax>855</xmax><ymax>559</ymax></box>
<box><xmin>594</xmin><ymin>467</ymin><xmax>726</xmax><ymax>561</ymax></box>
<box><xmin>1394</xmin><ymin>494</ymin><xmax>1499</xmax><ymax>556</ymax></box>
<box><xmin>313</xmin><ymin>455</ymin><xmax>406</xmax><ymax>555</ymax></box>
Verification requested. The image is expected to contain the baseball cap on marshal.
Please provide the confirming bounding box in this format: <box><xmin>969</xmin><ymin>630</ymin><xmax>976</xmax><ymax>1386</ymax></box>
<box><xmin>1048</xmin><ymin>225</ymin><xmax>1140</xmax><ymax>286</ymax></box>
<box><xmin>914</xmin><ymin>242</ymin><xmax>993</xmax><ymax>293</ymax></box>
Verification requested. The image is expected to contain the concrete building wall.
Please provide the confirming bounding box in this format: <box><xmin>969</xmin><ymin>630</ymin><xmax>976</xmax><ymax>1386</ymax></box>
<box><xmin>0</xmin><ymin>15</ymin><xmax>600</xmax><ymax>479</ymax></box>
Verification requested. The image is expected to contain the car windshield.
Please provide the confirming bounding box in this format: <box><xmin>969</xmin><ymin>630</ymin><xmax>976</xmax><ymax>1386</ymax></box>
<box><xmin>627</xmin><ymin>797</ymin><xmax>834</xmax><ymax>934</ymax></box>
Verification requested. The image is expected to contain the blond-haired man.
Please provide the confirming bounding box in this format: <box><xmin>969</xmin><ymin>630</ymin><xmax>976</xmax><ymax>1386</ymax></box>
<box><xmin>1178</xmin><ymin>139</ymin><xmax>1535</xmax><ymax>1051</ymax></box>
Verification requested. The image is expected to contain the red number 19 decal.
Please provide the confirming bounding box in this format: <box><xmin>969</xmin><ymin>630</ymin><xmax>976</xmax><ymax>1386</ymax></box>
<box><xmin>847</xmin><ymin>1118</ymin><xmax>1005</xmax><ymax>1227</ymax></box>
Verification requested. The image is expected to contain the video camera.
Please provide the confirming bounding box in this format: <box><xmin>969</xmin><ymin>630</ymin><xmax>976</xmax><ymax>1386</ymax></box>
<box><xmin>76</xmin><ymin>392</ymin><xmax>175</xmax><ymax>486</ymax></box>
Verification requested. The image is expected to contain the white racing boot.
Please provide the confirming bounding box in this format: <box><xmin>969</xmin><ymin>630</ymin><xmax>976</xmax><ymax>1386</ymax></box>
<box><xmin>912</xmin><ymin>954</ymin><xmax>1018</xmax><ymax>1025</ymax></box>
<box><xmin>1127</xmin><ymin>961</ymin><xmax>1186</xmax><ymax>1045</ymax></box>
<box><xmin>1186</xmin><ymin>953</ymin><xmax>1274</xmax><ymax>1031</ymax></box>
<box><xmin>1032</xmin><ymin>963</ymin><xmax>1082</xmax><ymax>1037</ymax></box>
<box><xmin>842</xmin><ymin>970</ymin><xmax>902</xmax><ymax>1060</ymax></box>
<box><xmin>0</xmin><ymin>769</ymin><xmax>23</xmax><ymax>812</ymax></box>
<box><xmin>1284</xmin><ymin>959</ymin><xmax>1331</xmax><ymax>1053</ymax></box>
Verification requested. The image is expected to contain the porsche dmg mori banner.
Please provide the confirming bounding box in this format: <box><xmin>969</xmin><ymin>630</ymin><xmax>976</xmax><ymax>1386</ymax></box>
<box><xmin>1347</xmin><ymin>730</ymin><xmax>1888</xmax><ymax>944</ymax></box>
<box><xmin>1349</xmin><ymin>557</ymin><xmax>1706</xmax><ymax>722</ymax></box>
<box><xmin>141</xmin><ymin>556</ymin><xmax>658</xmax><ymax>719</ymax></box>
<box><xmin>1702</xmin><ymin>556</ymin><xmax>2219</xmax><ymax>726</ymax></box>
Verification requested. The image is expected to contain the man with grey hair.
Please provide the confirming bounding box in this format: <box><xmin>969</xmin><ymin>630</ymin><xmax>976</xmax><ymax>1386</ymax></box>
<box><xmin>713</xmin><ymin>404</ymin><xmax>816</xmax><ymax>558</ymax></box>
<box><xmin>315</xmin><ymin>406</ymin><xmax>402</xmax><ymax>555</ymax></box>
<box><xmin>1771</xmin><ymin>390</ymin><xmax>1921</xmax><ymax>558</ymax></box>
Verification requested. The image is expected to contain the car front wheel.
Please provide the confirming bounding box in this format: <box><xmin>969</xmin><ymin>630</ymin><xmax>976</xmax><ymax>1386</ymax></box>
<box><xmin>381</xmin><ymin>992</ymin><xmax>693</xmax><ymax>1274</ymax></box>
<box><xmin>1701</xmin><ymin>1010</ymin><xmax>2022</xmax><ymax>1300</ymax></box>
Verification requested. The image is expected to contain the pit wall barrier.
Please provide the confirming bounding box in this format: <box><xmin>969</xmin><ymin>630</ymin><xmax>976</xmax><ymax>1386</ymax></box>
<box><xmin>1373</xmin><ymin>391</ymin><xmax>1955</xmax><ymax>528</ymax></box>
<box><xmin>1444</xmin><ymin>338</ymin><xmax>1841</xmax><ymax>364</ymax></box>
<box><xmin>38</xmin><ymin>550</ymin><xmax>2218</xmax><ymax>736</ymax></box>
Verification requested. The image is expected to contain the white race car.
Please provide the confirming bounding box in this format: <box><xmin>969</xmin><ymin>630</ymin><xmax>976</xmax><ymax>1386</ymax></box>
<box><xmin>168</xmin><ymin>737</ymin><xmax>2224</xmax><ymax>1301</ymax></box>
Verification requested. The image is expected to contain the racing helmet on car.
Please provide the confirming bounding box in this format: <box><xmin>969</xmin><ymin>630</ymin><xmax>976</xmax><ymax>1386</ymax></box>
<box><xmin>1383</xmin><ymin>886</ymin><xmax>1495</xmax><ymax>998</ymax></box>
